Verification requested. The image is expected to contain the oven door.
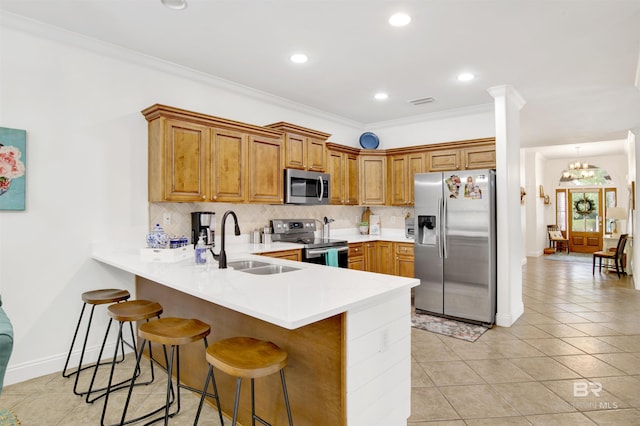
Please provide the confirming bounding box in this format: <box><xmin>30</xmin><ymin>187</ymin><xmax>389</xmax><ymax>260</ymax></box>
<box><xmin>303</xmin><ymin>246</ymin><xmax>348</xmax><ymax>268</ymax></box>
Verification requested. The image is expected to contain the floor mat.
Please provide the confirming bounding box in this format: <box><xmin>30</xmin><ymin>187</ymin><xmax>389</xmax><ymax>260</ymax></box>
<box><xmin>411</xmin><ymin>312</ymin><xmax>490</xmax><ymax>342</ymax></box>
<box><xmin>544</xmin><ymin>252</ymin><xmax>593</xmax><ymax>263</ymax></box>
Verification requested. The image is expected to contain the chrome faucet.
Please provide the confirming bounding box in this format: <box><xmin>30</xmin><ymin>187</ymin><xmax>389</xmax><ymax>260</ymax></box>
<box><xmin>210</xmin><ymin>210</ymin><xmax>241</xmax><ymax>269</ymax></box>
<box><xmin>322</xmin><ymin>216</ymin><xmax>335</xmax><ymax>240</ymax></box>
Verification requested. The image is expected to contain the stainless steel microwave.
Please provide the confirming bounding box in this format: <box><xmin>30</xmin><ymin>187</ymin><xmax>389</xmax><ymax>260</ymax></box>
<box><xmin>284</xmin><ymin>169</ymin><xmax>330</xmax><ymax>204</ymax></box>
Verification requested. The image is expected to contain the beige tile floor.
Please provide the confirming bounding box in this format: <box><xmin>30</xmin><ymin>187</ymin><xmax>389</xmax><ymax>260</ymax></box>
<box><xmin>1</xmin><ymin>255</ymin><xmax>640</xmax><ymax>425</ymax></box>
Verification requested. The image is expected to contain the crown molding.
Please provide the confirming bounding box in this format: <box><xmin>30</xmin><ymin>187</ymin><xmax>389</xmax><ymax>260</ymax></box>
<box><xmin>0</xmin><ymin>11</ymin><xmax>361</xmax><ymax>129</ymax></box>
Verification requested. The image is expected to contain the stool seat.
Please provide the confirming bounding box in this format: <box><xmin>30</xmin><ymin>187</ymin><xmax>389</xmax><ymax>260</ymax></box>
<box><xmin>81</xmin><ymin>289</ymin><xmax>130</xmax><ymax>305</ymax></box>
<box><xmin>207</xmin><ymin>337</ymin><xmax>288</xmax><ymax>379</ymax></box>
<box><xmin>139</xmin><ymin>317</ymin><xmax>211</xmax><ymax>346</ymax></box>
<box><xmin>108</xmin><ymin>300</ymin><xmax>163</xmax><ymax>322</ymax></box>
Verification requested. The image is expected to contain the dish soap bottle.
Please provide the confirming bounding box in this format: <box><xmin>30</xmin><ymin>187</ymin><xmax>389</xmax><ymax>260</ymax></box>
<box><xmin>195</xmin><ymin>235</ymin><xmax>207</xmax><ymax>265</ymax></box>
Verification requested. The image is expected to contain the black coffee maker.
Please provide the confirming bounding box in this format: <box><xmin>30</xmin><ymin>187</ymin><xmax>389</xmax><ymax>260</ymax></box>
<box><xmin>191</xmin><ymin>211</ymin><xmax>215</xmax><ymax>246</ymax></box>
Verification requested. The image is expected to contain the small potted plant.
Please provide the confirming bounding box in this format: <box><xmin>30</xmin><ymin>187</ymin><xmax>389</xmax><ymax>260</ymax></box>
<box><xmin>358</xmin><ymin>222</ymin><xmax>369</xmax><ymax>235</ymax></box>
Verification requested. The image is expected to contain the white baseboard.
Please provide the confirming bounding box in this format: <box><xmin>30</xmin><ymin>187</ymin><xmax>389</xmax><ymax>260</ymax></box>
<box><xmin>4</xmin><ymin>342</ymin><xmax>133</xmax><ymax>387</ymax></box>
<box><xmin>495</xmin><ymin>303</ymin><xmax>525</xmax><ymax>327</ymax></box>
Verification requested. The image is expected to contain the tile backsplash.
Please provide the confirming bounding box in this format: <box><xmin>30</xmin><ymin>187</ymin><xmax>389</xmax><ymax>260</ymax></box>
<box><xmin>150</xmin><ymin>202</ymin><xmax>413</xmax><ymax>240</ymax></box>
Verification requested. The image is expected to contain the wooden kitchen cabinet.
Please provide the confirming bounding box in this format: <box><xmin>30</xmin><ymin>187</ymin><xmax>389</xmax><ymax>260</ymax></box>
<box><xmin>348</xmin><ymin>243</ymin><xmax>364</xmax><ymax>270</ymax></box>
<box><xmin>394</xmin><ymin>242</ymin><xmax>415</xmax><ymax>278</ymax></box>
<box><xmin>143</xmin><ymin>104</ymin><xmax>284</xmax><ymax>204</ymax></box>
<box><xmin>247</xmin><ymin>134</ymin><xmax>284</xmax><ymax>204</ymax></box>
<box><xmin>361</xmin><ymin>241</ymin><xmax>394</xmax><ymax>274</ymax></box>
<box><xmin>260</xmin><ymin>249</ymin><xmax>301</xmax><ymax>261</ymax></box>
<box><xmin>210</xmin><ymin>128</ymin><xmax>247</xmax><ymax>203</ymax></box>
<box><xmin>148</xmin><ymin>118</ymin><xmax>210</xmax><ymax>202</ymax></box>
<box><xmin>388</xmin><ymin>151</ymin><xmax>426</xmax><ymax>206</ymax></box>
<box><xmin>359</xmin><ymin>152</ymin><xmax>387</xmax><ymax>205</ymax></box>
<box><xmin>426</xmin><ymin>140</ymin><xmax>495</xmax><ymax>172</ymax></box>
<box><xmin>265</xmin><ymin>122</ymin><xmax>330</xmax><ymax>172</ymax></box>
<box><xmin>327</xmin><ymin>143</ymin><xmax>359</xmax><ymax>205</ymax></box>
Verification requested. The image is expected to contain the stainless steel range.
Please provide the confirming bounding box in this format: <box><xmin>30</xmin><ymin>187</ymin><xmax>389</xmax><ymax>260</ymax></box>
<box><xmin>270</xmin><ymin>219</ymin><xmax>349</xmax><ymax>268</ymax></box>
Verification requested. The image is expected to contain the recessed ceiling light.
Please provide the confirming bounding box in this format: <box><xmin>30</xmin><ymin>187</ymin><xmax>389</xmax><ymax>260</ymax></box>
<box><xmin>290</xmin><ymin>53</ymin><xmax>308</xmax><ymax>64</ymax></box>
<box><xmin>374</xmin><ymin>93</ymin><xmax>389</xmax><ymax>100</ymax></box>
<box><xmin>161</xmin><ymin>0</ymin><xmax>187</xmax><ymax>10</ymax></box>
<box><xmin>457</xmin><ymin>73</ymin><xmax>475</xmax><ymax>82</ymax></box>
<box><xmin>389</xmin><ymin>13</ymin><xmax>411</xmax><ymax>27</ymax></box>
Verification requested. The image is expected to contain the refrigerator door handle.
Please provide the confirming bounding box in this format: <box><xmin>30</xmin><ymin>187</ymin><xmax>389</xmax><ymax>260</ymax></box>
<box><xmin>443</xmin><ymin>196</ymin><xmax>448</xmax><ymax>259</ymax></box>
<box><xmin>437</xmin><ymin>196</ymin><xmax>443</xmax><ymax>258</ymax></box>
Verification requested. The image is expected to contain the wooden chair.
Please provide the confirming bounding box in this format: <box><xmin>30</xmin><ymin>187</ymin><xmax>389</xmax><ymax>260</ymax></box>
<box><xmin>593</xmin><ymin>234</ymin><xmax>628</xmax><ymax>278</ymax></box>
<box><xmin>548</xmin><ymin>225</ymin><xmax>569</xmax><ymax>253</ymax></box>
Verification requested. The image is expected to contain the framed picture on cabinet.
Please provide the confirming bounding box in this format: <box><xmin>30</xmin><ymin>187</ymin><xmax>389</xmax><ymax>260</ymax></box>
<box><xmin>0</xmin><ymin>126</ymin><xmax>26</xmax><ymax>211</ymax></box>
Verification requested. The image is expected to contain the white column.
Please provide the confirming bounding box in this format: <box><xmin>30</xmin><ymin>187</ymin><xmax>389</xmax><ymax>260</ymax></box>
<box><xmin>488</xmin><ymin>85</ymin><xmax>526</xmax><ymax>327</ymax></box>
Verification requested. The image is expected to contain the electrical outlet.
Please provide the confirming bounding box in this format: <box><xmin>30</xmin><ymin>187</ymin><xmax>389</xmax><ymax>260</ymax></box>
<box><xmin>390</xmin><ymin>216</ymin><xmax>396</xmax><ymax>224</ymax></box>
<box><xmin>163</xmin><ymin>212</ymin><xmax>171</xmax><ymax>225</ymax></box>
<box><xmin>355</xmin><ymin>216</ymin><xmax>359</xmax><ymax>223</ymax></box>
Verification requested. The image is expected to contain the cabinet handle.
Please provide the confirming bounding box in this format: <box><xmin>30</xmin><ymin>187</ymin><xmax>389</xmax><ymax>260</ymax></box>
<box><xmin>213</xmin><ymin>195</ymin><xmax>217</xmax><ymax>200</ymax></box>
<box><xmin>201</xmin><ymin>195</ymin><xmax>206</xmax><ymax>200</ymax></box>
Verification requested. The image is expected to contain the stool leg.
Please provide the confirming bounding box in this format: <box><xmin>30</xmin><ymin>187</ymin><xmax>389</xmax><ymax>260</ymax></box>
<box><xmin>280</xmin><ymin>370</ymin><xmax>293</xmax><ymax>426</ymax></box>
<box><xmin>232</xmin><ymin>377</ymin><xmax>242</xmax><ymax>426</ymax></box>
<box><xmin>251</xmin><ymin>378</ymin><xmax>255</xmax><ymax>426</ymax></box>
<box><xmin>100</xmin><ymin>320</ymin><xmax>126</xmax><ymax>426</ymax></box>
<box><xmin>194</xmin><ymin>363</ymin><xmax>224</xmax><ymax>426</ymax></box>
<box><xmin>62</xmin><ymin>303</ymin><xmax>88</xmax><ymax>378</ymax></box>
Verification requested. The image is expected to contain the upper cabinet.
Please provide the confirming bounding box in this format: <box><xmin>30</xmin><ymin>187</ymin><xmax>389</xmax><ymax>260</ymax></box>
<box><xmin>326</xmin><ymin>143</ymin><xmax>359</xmax><ymax>205</ymax></box>
<box><xmin>387</xmin><ymin>151</ymin><xmax>426</xmax><ymax>206</ymax></box>
<box><xmin>264</xmin><ymin>122</ymin><xmax>331</xmax><ymax>172</ymax></box>
<box><xmin>143</xmin><ymin>104</ymin><xmax>284</xmax><ymax>204</ymax></box>
<box><xmin>426</xmin><ymin>138</ymin><xmax>496</xmax><ymax>172</ymax></box>
<box><xmin>359</xmin><ymin>151</ymin><xmax>387</xmax><ymax>206</ymax></box>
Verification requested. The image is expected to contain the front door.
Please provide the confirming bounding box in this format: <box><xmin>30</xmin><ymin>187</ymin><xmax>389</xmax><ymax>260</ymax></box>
<box><xmin>569</xmin><ymin>189</ymin><xmax>602</xmax><ymax>253</ymax></box>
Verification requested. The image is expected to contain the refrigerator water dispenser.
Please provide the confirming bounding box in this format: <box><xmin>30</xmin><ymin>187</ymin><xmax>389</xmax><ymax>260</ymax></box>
<box><xmin>418</xmin><ymin>215</ymin><xmax>437</xmax><ymax>246</ymax></box>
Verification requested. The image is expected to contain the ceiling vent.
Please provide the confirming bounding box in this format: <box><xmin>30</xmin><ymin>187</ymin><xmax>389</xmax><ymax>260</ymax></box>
<box><xmin>408</xmin><ymin>97</ymin><xmax>435</xmax><ymax>106</ymax></box>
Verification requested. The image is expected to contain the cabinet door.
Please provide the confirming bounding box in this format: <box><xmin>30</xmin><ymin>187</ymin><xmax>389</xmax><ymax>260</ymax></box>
<box><xmin>211</xmin><ymin>128</ymin><xmax>246</xmax><ymax>202</ymax></box>
<box><xmin>348</xmin><ymin>258</ymin><xmax>365</xmax><ymax>270</ymax></box>
<box><xmin>363</xmin><ymin>242</ymin><xmax>377</xmax><ymax>272</ymax></box>
<box><xmin>407</xmin><ymin>153</ymin><xmax>426</xmax><ymax>205</ymax></box>
<box><xmin>376</xmin><ymin>241</ymin><xmax>394</xmax><ymax>275</ymax></box>
<box><xmin>248</xmin><ymin>135</ymin><xmax>284</xmax><ymax>203</ymax></box>
<box><xmin>327</xmin><ymin>150</ymin><xmax>344</xmax><ymax>204</ymax></box>
<box><xmin>307</xmin><ymin>138</ymin><xmax>326</xmax><ymax>172</ymax></box>
<box><xmin>163</xmin><ymin>120</ymin><xmax>210</xmax><ymax>202</ymax></box>
<box><xmin>284</xmin><ymin>134</ymin><xmax>306</xmax><ymax>170</ymax></box>
<box><xmin>428</xmin><ymin>149</ymin><xmax>460</xmax><ymax>172</ymax></box>
<box><xmin>388</xmin><ymin>155</ymin><xmax>408</xmax><ymax>206</ymax></box>
<box><xmin>345</xmin><ymin>153</ymin><xmax>359</xmax><ymax>205</ymax></box>
<box><xmin>360</xmin><ymin>155</ymin><xmax>386</xmax><ymax>205</ymax></box>
<box><xmin>394</xmin><ymin>242</ymin><xmax>415</xmax><ymax>277</ymax></box>
<box><xmin>463</xmin><ymin>145</ymin><xmax>496</xmax><ymax>170</ymax></box>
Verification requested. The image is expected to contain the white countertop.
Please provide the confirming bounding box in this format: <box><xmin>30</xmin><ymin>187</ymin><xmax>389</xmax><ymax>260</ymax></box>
<box><xmin>92</xmin><ymin>235</ymin><xmax>419</xmax><ymax>330</ymax></box>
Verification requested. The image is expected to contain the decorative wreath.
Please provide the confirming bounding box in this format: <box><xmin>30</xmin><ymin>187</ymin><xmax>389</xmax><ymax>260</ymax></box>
<box><xmin>574</xmin><ymin>198</ymin><xmax>595</xmax><ymax>215</ymax></box>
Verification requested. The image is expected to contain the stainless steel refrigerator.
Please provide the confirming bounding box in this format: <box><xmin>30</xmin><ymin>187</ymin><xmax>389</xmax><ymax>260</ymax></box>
<box><xmin>414</xmin><ymin>169</ymin><xmax>497</xmax><ymax>325</ymax></box>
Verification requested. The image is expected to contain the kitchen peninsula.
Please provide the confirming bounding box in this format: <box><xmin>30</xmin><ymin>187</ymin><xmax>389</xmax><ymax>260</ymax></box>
<box><xmin>92</xmin><ymin>241</ymin><xmax>419</xmax><ymax>425</ymax></box>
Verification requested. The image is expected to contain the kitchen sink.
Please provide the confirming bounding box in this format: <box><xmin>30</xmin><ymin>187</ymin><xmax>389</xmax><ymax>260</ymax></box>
<box><xmin>227</xmin><ymin>260</ymin><xmax>271</xmax><ymax>270</ymax></box>
<box><xmin>239</xmin><ymin>264</ymin><xmax>300</xmax><ymax>275</ymax></box>
<box><xmin>227</xmin><ymin>260</ymin><xmax>300</xmax><ymax>275</ymax></box>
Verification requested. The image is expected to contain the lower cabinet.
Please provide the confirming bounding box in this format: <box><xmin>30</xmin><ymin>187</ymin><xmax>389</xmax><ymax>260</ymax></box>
<box><xmin>394</xmin><ymin>242</ymin><xmax>415</xmax><ymax>278</ymax></box>
<box><xmin>259</xmin><ymin>249</ymin><xmax>302</xmax><ymax>261</ymax></box>
<box><xmin>348</xmin><ymin>243</ymin><xmax>365</xmax><ymax>270</ymax></box>
<box><xmin>350</xmin><ymin>240</ymin><xmax>411</xmax><ymax>276</ymax></box>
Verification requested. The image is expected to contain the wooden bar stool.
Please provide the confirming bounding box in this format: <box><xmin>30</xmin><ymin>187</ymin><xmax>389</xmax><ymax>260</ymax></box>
<box><xmin>62</xmin><ymin>288</ymin><xmax>131</xmax><ymax>396</ymax></box>
<box><xmin>87</xmin><ymin>299</ymin><xmax>164</xmax><ymax>426</ymax></box>
<box><xmin>195</xmin><ymin>336</ymin><xmax>293</xmax><ymax>426</ymax></box>
<box><xmin>120</xmin><ymin>317</ymin><xmax>223</xmax><ymax>426</ymax></box>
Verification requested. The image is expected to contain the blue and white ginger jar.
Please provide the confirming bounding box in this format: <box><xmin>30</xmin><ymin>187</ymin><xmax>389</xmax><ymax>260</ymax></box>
<box><xmin>146</xmin><ymin>224</ymin><xmax>169</xmax><ymax>249</ymax></box>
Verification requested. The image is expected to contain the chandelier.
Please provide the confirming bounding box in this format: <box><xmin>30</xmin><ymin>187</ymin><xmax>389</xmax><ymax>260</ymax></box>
<box><xmin>562</xmin><ymin>147</ymin><xmax>594</xmax><ymax>180</ymax></box>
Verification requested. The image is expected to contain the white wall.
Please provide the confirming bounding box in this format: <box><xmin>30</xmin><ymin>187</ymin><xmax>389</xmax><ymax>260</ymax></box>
<box><xmin>369</xmin><ymin>106</ymin><xmax>495</xmax><ymax>149</ymax></box>
<box><xmin>0</xmin><ymin>15</ymin><xmax>366</xmax><ymax>385</ymax></box>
